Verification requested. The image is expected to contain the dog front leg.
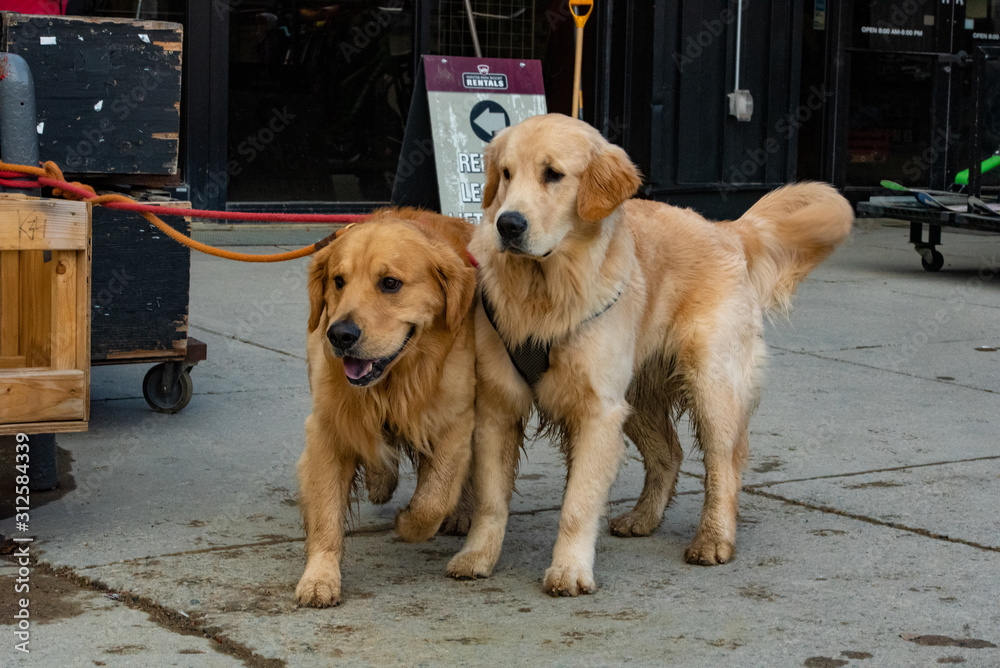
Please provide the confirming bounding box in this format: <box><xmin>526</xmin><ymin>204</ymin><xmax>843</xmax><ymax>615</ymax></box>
<box><xmin>446</xmin><ymin>395</ymin><xmax>524</xmax><ymax>579</ymax></box>
<box><xmin>295</xmin><ymin>416</ymin><xmax>358</xmax><ymax>607</ymax></box>
<box><xmin>396</xmin><ymin>407</ymin><xmax>474</xmax><ymax>542</ymax></box>
<box><xmin>544</xmin><ymin>405</ymin><xmax>629</xmax><ymax>596</ymax></box>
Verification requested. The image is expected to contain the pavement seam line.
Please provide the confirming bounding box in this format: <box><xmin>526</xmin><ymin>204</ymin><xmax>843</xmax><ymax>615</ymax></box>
<box><xmin>743</xmin><ymin>487</ymin><xmax>1000</xmax><ymax>554</ymax></box>
<box><xmin>768</xmin><ymin>344</ymin><xmax>997</xmax><ymax>394</ymax></box>
<box><xmin>13</xmin><ymin>559</ymin><xmax>288</xmax><ymax>668</ymax></box>
<box><xmin>73</xmin><ymin>494</ymin><xmax>692</xmax><ymax>570</ymax></box>
<box><xmin>743</xmin><ymin>454</ymin><xmax>1000</xmax><ymax>489</ymax></box>
<box><xmin>187</xmin><ymin>323</ymin><xmax>307</xmax><ymax>361</ymax></box>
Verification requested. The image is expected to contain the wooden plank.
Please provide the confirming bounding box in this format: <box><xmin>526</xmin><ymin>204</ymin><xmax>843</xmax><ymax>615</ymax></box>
<box><xmin>0</xmin><ymin>250</ymin><xmax>20</xmax><ymax>357</ymax></box>
<box><xmin>78</xmin><ymin>240</ymin><xmax>92</xmax><ymax>422</ymax></box>
<box><xmin>50</xmin><ymin>250</ymin><xmax>77</xmax><ymax>370</ymax></box>
<box><xmin>0</xmin><ymin>356</ymin><xmax>27</xmax><ymax>369</ymax></box>
<box><xmin>0</xmin><ymin>200</ymin><xmax>89</xmax><ymax>251</ymax></box>
<box><xmin>19</xmin><ymin>251</ymin><xmax>50</xmax><ymax>368</ymax></box>
<box><xmin>0</xmin><ymin>369</ymin><xmax>86</xmax><ymax>424</ymax></box>
<box><xmin>0</xmin><ymin>421</ymin><xmax>88</xmax><ymax>436</ymax></box>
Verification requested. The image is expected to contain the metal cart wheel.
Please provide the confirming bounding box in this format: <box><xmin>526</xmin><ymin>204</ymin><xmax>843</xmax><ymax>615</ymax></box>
<box><xmin>921</xmin><ymin>248</ymin><xmax>945</xmax><ymax>272</ymax></box>
<box><xmin>143</xmin><ymin>362</ymin><xmax>194</xmax><ymax>414</ymax></box>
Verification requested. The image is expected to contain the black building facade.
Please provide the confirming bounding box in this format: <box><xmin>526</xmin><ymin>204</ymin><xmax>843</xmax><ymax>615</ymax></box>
<box><xmin>40</xmin><ymin>1</ymin><xmax>1000</xmax><ymax>218</ymax></box>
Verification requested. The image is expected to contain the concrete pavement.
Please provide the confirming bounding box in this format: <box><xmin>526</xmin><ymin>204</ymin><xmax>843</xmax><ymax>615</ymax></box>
<box><xmin>2</xmin><ymin>218</ymin><xmax>999</xmax><ymax>666</ymax></box>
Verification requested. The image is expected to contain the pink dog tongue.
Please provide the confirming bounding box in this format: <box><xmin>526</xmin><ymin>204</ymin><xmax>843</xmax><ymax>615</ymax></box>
<box><xmin>343</xmin><ymin>357</ymin><xmax>374</xmax><ymax>380</ymax></box>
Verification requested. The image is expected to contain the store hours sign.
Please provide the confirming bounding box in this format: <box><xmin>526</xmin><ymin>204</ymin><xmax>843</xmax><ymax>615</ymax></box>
<box><xmin>422</xmin><ymin>56</ymin><xmax>546</xmax><ymax>223</ymax></box>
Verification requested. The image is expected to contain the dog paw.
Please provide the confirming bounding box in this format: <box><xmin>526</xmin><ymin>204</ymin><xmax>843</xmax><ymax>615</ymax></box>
<box><xmin>365</xmin><ymin>465</ymin><xmax>398</xmax><ymax>506</ymax></box>
<box><xmin>446</xmin><ymin>549</ymin><xmax>495</xmax><ymax>580</ymax></box>
<box><xmin>438</xmin><ymin>509</ymin><xmax>473</xmax><ymax>536</ymax></box>
<box><xmin>295</xmin><ymin>575</ymin><xmax>342</xmax><ymax>608</ymax></box>
<box><xmin>684</xmin><ymin>536</ymin><xmax>735</xmax><ymax>566</ymax></box>
<box><xmin>395</xmin><ymin>508</ymin><xmax>438</xmax><ymax>543</ymax></box>
<box><xmin>609</xmin><ymin>509</ymin><xmax>659</xmax><ymax>537</ymax></box>
<box><xmin>543</xmin><ymin>564</ymin><xmax>596</xmax><ymax>597</ymax></box>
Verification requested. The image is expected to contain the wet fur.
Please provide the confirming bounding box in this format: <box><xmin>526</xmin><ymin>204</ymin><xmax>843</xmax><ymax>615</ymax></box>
<box><xmin>447</xmin><ymin>113</ymin><xmax>854</xmax><ymax>596</ymax></box>
<box><xmin>295</xmin><ymin>208</ymin><xmax>477</xmax><ymax>607</ymax></box>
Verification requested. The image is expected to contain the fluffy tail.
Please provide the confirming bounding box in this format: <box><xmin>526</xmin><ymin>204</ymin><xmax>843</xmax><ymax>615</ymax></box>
<box><xmin>732</xmin><ymin>182</ymin><xmax>854</xmax><ymax>314</ymax></box>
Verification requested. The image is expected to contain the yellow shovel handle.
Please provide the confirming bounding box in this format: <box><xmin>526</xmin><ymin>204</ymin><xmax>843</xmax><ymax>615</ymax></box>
<box><xmin>569</xmin><ymin>0</ymin><xmax>594</xmax><ymax>28</ymax></box>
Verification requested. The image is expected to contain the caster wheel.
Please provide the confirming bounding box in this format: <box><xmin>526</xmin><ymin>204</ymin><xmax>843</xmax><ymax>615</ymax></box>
<box><xmin>921</xmin><ymin>249</ymin><xmax>944</xmax><ymax>272</ymax></box>
<box><xmin>143</xmin><ymin>363</ymin><xmax>193</xmax><ymax>414</ymax></box>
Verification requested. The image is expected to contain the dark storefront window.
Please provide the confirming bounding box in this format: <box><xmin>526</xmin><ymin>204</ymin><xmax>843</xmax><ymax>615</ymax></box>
<box><xmin>846</xmin><ymin>0</ymin><xmax>1000</xmax><ymax>189</ymax></box>
<box><xmin>62</xmin><ymin>0</ymin><xmax>184</xmax><ymax>22</ymax></box>
<box><xmin>225</xmin><ymin>1</ymin><xmax>573</xmax><ymax>205</ymax></box>
<box><xmin>227</xmin><ymin>2</ymin><xmax>415</xmax><ymax>203</ymax></box>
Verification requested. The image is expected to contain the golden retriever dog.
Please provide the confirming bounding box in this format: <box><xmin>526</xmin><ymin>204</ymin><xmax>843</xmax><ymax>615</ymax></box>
<box><xmin>447</xmin><ymin>113</ymin><xmax>853</xmax><ymax>596</ymax></box>
<box><xmin>295</xmin><ymin>208</ymin><xmax>477</xmax><ymax>607</ymax></box>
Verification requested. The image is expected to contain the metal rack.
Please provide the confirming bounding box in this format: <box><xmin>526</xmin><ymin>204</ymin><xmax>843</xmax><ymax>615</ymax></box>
<box><xmin>857</xmin><ymin>45</ymin><xmax>1000</xmax><ymax>271</ymax></box>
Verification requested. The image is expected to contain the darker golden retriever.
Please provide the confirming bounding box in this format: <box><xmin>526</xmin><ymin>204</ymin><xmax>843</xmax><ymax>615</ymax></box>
<box><xmin>447</xmin><ymin>113</ymin><xmax>853</xmax><ymax>596</ymax></box>
<box><xmin>295</xmin><ymin>208</ymin><xmax>476</xmax><ymax>607</ymax></box>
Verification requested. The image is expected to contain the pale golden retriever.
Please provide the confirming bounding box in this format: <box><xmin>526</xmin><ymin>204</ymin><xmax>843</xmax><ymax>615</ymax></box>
<box><xmin>447</xmin><ymin>113</ymin><xmax>853</xmax><ymax>596</ymax></box>
<box><xmin>295</xmin><ymin>208</ymin><xmax>477</xmax><ymax>607</ymax></box>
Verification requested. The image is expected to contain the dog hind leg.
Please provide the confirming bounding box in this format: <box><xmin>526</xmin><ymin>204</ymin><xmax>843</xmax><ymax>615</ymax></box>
<box><xmin>439</xmin><ymin>473</ymin><xmax>475</xmax><ymax>536</ymax></box>
<box><xmin>610</xmin><ymin>402</ymin><xmax>683</xmax><ymax>537</ymax></box>
<box><xmin>396</xmin><ymin>410</ymin><xmax>474</xmax><ymax>542</ymax></box>
<box><xmin>364</xmin><ymin>447</ymin><xmax>399</xmax><ymax>505</ymax></box>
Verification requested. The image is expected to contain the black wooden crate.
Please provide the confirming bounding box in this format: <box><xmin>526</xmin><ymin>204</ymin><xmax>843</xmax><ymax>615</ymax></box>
<box><xmin>90</xmin><ymin>205</ymin><xmax>190</xmax><ymax>362</ymax></box>
<box><xmin>1</xmin><ymin>12</ymin><xmax>182</xmax><ymax>175</ymax></box>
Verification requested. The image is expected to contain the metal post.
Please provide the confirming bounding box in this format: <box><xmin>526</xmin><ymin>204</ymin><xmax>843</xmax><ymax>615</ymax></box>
<box><xmin>0</xmin><ymin>53</ymin><xmax>40</xmax><ymax>195</ymax></box>
<box><xmin>969</xmin><ymin>47</ymin><xmax>984</xmax><ymax>201</ymax></box>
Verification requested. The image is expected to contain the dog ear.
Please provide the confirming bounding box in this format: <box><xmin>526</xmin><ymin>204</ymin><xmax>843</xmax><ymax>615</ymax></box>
<box><xmin>307</xmin><ymin>245</ymin><xmax>333</xmax><ymax>333</ymax></box>
<box><xmin>481</xmin><ymin>129</ymin><xmax>509</xmax><ymax>210</ymax></box>
<box><xmin>577</xmin><ymin>143</ymin><xmax>641</xmax><ymax>222</ymax></box>
<box><xmin>434</xmin><ymin>248</ymin><xmax>477</xmax><ymax>332</ymax></box>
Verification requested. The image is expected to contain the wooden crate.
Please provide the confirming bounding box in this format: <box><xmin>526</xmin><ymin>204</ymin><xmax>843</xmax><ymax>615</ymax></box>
<box><xmin>91</xmin><ymin>202</ymin><xmax>190</xmax><ymax>362</ymax></box>
<box><xmin>1</xmin><ymin>12</ymin><xmax>183</xmax><ymax>176</ymax></box>
<box><xmin>0</xmin><ymin>194</ymin><xmax>91</xmax><ymax>435</ymax></box>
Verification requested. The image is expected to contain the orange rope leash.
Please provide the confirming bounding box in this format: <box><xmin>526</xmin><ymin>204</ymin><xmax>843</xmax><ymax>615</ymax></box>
<box><xmin>0</xmin><ymin>160</ymin><xmax>355</xmax><ymax>263</ymax></box>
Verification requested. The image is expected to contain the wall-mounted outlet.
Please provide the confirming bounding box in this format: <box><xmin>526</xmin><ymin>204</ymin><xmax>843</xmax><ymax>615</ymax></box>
<box><xmin>728</xmin><ymin>89</ymin><xmax>754</xmax><ymax>122</ymax></box>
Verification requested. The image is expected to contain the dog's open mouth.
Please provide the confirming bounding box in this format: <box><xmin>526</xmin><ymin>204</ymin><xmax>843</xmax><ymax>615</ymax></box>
<box><xmin>341</xmin><ymin>326</ymin><xmax>415</xmax><ymax>386</ymax></box>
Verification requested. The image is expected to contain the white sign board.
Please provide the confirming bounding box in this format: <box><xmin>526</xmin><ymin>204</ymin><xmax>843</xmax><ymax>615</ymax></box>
<box><xmin>423</xmin><ymin>56</ymin><xmax>547</xmax><ymax>223</ymax></box>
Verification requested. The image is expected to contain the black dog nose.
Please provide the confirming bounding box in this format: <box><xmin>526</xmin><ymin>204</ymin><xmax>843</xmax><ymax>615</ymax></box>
<box><xmin>496</xmin><ymin>211</ymin><xmax>528</xmax><ymax>241</ymax></box>
<box><xmin>328</xmin><ymin>320</ymin><xmax>361</xmax><ymax>350</ymax></box>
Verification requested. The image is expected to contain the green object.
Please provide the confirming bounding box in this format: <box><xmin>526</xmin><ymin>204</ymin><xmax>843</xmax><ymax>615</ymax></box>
<box><xmin>879</xmin><ymin>179</ymin><xmax>909</xmax><ymax>192</ymax></box>
<box><xmin>955</xmin><ymin>154</ymin><xmax>1000</xmax><ymax>185</ymax></box>
<box><xmin>879</xmin><ymin>180</ymin><xmax>959</xmax><ymax>197</ymax></box>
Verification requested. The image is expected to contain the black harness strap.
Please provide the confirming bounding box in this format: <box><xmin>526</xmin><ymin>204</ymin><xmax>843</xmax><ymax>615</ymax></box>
<box><xmin>480</xmin><ymin>288</ymin><xmax>622</xmax><ymax>388</ymax></box>
<box><xmin>482</xmin><ymin>293</ymin><xmax>551</xmax><ymax>387</ymax></box>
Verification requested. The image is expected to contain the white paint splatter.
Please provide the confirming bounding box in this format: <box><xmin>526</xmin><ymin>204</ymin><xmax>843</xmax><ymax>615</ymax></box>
<box><xmin>36</xmin><ymin>122</ymin><xmax>44</xmax><ymax>134</ymax></box>
<box><xmin>94</xmin><ymin>100</ymin><xmax>104</xmax><ymax>112</ymax></box>
<box><xmin>139</xmin><ymin>34</ymin><xmax>151</xmax><ymax>44</ymax></box>
<box><xmin>40</xmin><ymin>36</ymin><xmax>56</xmax><ymax>45</ymax></box>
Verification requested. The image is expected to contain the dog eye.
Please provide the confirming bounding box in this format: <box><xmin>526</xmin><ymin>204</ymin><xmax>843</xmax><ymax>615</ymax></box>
<box><xmin>379</xmin><ymin>276</ymin><xmax>402</xmax><ymax>293</ymax></box>
<box><xmin>544</xmin><ymin>167</ymin><xmax>564</xmax><ymax>183</ymax></box>
<box><xmin>334</xmin><ymin>275</ymin><xmax>345</xmax><ymax>289</ymax></box>
<box><xmin>502</xmin><ymin>168</ymin><xmax>510</xmax><ymax>180</ymax></box>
